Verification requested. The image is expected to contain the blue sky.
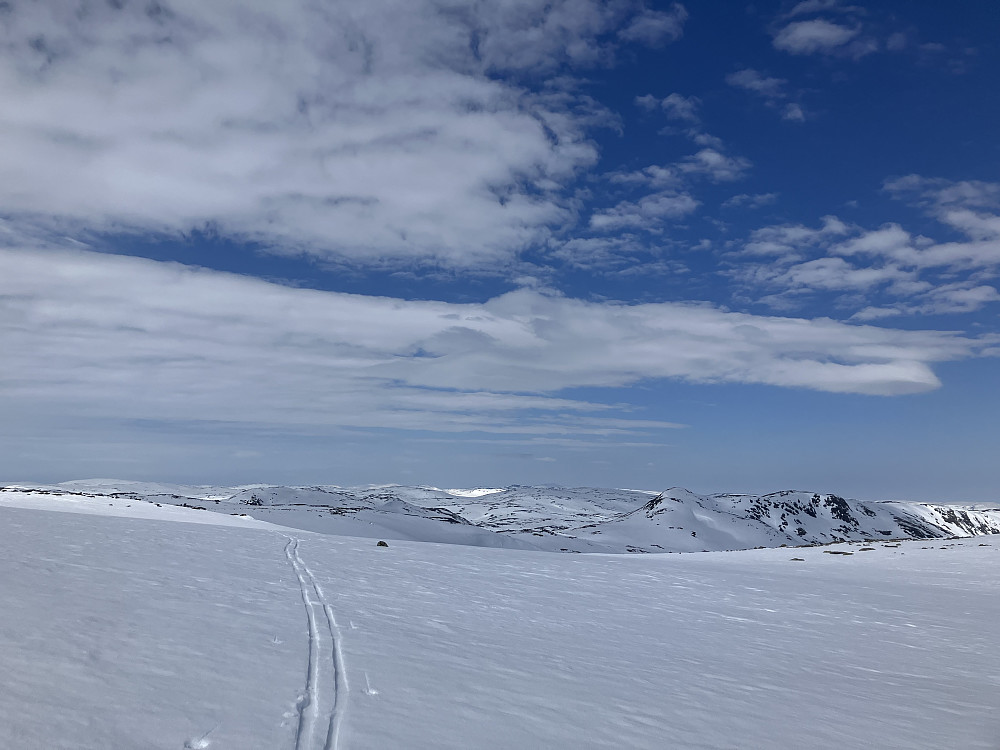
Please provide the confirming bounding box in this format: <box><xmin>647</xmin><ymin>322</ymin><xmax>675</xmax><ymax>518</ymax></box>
<box><xmin>1</xmin><ymin>0</ymin><xmax>998</xmax><ymax>499</ymax></box>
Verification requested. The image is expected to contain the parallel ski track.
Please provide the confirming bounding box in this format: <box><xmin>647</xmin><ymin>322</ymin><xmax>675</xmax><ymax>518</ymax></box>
<box><xmin>283</xmin><ymin>536</ymin><xmax>348</xmax><ymax>750</ymax></box>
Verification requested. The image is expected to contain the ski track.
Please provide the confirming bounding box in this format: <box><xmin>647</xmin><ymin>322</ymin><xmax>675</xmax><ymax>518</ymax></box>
<box><xmin>283</xmin><ymin>536</ymin><xmax>348</xmax><ymax>750</ymax></box>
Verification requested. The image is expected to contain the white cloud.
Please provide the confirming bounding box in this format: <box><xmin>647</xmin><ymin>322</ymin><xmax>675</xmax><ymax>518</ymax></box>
<box><xmin>678</xmin><ymin>149</ymin><xmax>751</xmax><ymax>182</ymax></box>
<box><xmin>690</xmin><ymin>132</ymin><xmax>726</xmax><ymax>149</ymax></box>
<box><xmin>467</xmin><ymin>0</ymin><xmax>682</xmax><ymax>71</ymax></box>
<box><xmin>774</xmin><ymin>19</ymin><xmax>859</xmax><ymax>53</ymax></box>
<box><xmin>885</xmin><ymin>175</ymin><xmax>1000</xmax><ymax>223</ymax></box>
<box><xmin>854</xmin><ymin>284</ymin><xmax>1000</xmax><ymax>319</ymax></box>
<box><xmin>726</xmin><ymin>68</ymin><xmax>806</xmax><ymax>122</ymax></box>
<box><xmin>832</xmin><ymin>224</ymin><xmax>913</xmax><ymax>257</ymax></box>
<box><xmin>777</xmin><ymin>2</ymin><xmax>937</xmax><ymax>64</ymax></box>
<box><xmin>741</xmin><ymin>216</ymin><xmax>851</xmax><ymax>260</ymax></box>
<box><xmin>589</xmin><ymin>191</ymin><xmax>699</xmax><ymax>231</ymax></box>
<box><xmin>850</xmin><ymin>306</ymin><xmax>904</xmax><ymax>322</ymax></box>
<box><xmin>618</xmin><ymin>3</ymin><xmax>689</xmax><ymax>46</ymax></box>
<box><xmin>726</xmin><ymin>69</ymin><xmax>786</xmax><ymax>100</ymax></box>
<box><xmin>736</xmin><ymin>179</ymin><xmax>1000</xmax><ymax>318</ymax></box>
<box><xmin>596</xmin><ymin>145</ymin><xmax>750</xmax><ymax>233</ymax></box>
<box><xmin>636</xmin><ymin>92</ymin><xmax>701</xmax><ymax>122</ymax></box>
<box><xmin>922</xmin><ymin>283</ymin><xmax>1000</xmax><ymax>314</ymax></box>
<box><xmin>782</xmin><ymin>103</ymin><xmax>807</xmax><ymax>122</ymax></box>
<box><xmin>0</xmin><ymin>0</ymin><xmax>683</xmax><ymax>269</ymax></box>
<box><xmin>609</xmin><ymin>164</ymin><xmax>680</xmax><ymax>189</ymax></box>
<box><xmin>773</xmin><ymin>19</ymin><xmax>874</xmax><ymax>57</ymax></box>
<box><xmin>832</xmin><ymin>227</ymin><xmax>1000</xmax><ymax>275</ymax></box>
<box><xmin>885</xmin><ymin>175</ymin><xmax>993</xmax><ymax>206</ymax></box>
<box><xmin>635</xmin><ymin>93</ymin><xmax>660</xmax><ymax>110</ymax></box>
<box><xmin>834</xmin><ymin>181</ymin><xmax>1000</xmax><ymax>272</ymax></box>
<box><xmin>661</xmin><ymin>93</ymin><xmax>701</xmax><ymax>122</ymax></box>
<box><xmin>757</xmin><ymin>257</ymin><xmax>920</xmax><ymax>293</ymax></box>
<box><xmin>2</xmin><ymin>246</ymin><xmax>990</xmax><ymax>453</ymax></box>
<box><xmin>938</xmin><ymin>210</ymin><xmax>1000</xmax><ymax>241</ymax></box>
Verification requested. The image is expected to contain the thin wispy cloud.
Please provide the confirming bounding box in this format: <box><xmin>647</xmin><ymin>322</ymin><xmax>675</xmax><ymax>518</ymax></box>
<box><xmin>636</xmin><ymin>92</ymin><xmax>701</xmax><ymax>123</ymax></box>
<box><xmin>726</xmin><ymin>69</ymin><xmax>787</xmax><ymax>100</ymax></box>
<box><xmin>726</xmin><ymin>68</ymin><xmax>807</xmax><ymax>121</ymax></box>
<box><xmin>722</xmin><ymin>193</ymin><xmax>779</xmax><ymax>210</ymax></box>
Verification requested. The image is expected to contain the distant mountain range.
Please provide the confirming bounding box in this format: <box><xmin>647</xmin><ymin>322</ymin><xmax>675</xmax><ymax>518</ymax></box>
<box><xmin>3</xmin><ymin>481</ymin><xmax>998</xmax><ymax>554</ymax></box>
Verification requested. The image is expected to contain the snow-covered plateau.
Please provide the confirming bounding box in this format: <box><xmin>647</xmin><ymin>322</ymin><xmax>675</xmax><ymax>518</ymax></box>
<box><xmin>1</xmin><ymin>482</ymin><xmax>999</xmax><ymax>748</ymax></box>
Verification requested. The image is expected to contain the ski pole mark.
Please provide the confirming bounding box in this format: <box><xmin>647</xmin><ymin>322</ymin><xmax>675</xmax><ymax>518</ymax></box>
<box><xmin>283</xmin><ymin>537</ymin><xmax>347</xmax><ymax>750</ymax></box>
<box><xmin>183</xmin><ymin>722</ymin><xmax>219</xmax><ymax>749</ymax></box>
<box><xmin>363</xmin><ymin>673</ymin><xmax>379</xmax><ymax>697</ymax></box>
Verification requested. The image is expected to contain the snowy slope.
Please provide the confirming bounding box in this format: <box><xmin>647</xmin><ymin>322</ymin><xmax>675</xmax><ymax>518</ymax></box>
<box><xmin>1</xmin><ymin>496</ymin><xmax>999</xmax><ymax>749</ymax></box>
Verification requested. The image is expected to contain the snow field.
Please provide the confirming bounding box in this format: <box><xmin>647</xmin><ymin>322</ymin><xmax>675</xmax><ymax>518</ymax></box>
<box><xmin>0</xmin><ymin>506</ymin><xmax>307</xmax><ymax>749</ymax></box>
<box><xmin>2</xmin><ymin>499</ymin><xmax>999</xmax><ymax>748</ymax></box>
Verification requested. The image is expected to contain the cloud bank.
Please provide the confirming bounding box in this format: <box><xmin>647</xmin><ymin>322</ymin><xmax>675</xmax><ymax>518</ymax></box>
<box><xmin>1</xmin><ymin>248</ymin><xmax>989</xmax><ymax>443</ymax></box>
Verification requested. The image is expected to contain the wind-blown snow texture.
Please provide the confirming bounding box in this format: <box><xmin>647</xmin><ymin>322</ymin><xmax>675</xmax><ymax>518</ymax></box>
<box><xmin>0</xmin><ymin>491</ymin><xmax>999</xmax><ymax>749</ymax></box>
<box><xmin>4</xmin><ymin>481</ymin><xmax>998</xmax><ymax>553</ymax></box>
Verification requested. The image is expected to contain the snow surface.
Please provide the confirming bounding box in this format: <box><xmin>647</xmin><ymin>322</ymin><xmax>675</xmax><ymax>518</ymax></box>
<box><xmin>1</xmin><ymin>491</ymin><xmax>999</xmax><ymax>749</ymax></box>
<box><xmin>442</xmin><ymin>488</ymin><xmax>505</xmax><ymax>497</ymax></box>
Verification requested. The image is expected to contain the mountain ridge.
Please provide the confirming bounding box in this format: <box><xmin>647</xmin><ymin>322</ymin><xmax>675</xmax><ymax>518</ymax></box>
<box><xmin>2</xmin><ymin>481</ymin><xmax>998</xmax><ymax>554</ymax></box>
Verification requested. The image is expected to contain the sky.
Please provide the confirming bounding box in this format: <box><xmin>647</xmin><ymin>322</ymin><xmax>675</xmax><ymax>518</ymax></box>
<box><xmin>1</xmin><ymin>0</ymin><xmax>998</xmax><ymax>499</ymax></box>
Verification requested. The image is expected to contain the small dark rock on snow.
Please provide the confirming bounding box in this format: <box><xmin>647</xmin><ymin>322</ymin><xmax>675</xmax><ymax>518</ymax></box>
<box><xmin>376</xmin><ymin>540</ymin><xmax>389</xmax><ymax>547</ymax></box>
